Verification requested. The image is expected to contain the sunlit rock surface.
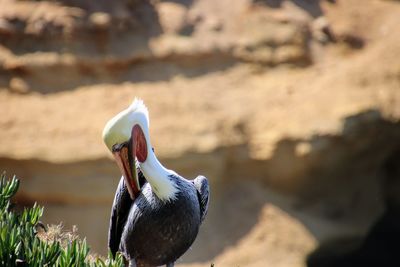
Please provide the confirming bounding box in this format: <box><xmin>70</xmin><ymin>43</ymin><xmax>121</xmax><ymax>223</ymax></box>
<box><xmin>1</xmin><ymin>0</ymin><xmax>400</xmax><ymax>266</ymax></box>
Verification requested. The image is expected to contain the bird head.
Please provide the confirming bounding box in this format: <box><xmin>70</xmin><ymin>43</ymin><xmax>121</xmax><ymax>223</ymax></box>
<box><xmin>102</xmin><ymin>98</ymin><xmax>151</xmax><ymax>199</ymax></box>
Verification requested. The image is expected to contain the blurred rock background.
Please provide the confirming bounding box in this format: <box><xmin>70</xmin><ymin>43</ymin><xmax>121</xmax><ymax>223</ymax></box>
<box><xmin>1</xmin><ymin>0</ymin><xmax>400</xmax><ymax>266</ymax></box>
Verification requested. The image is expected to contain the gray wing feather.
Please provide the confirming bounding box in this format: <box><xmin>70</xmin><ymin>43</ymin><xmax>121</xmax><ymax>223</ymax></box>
<box><xmin>193</xmin><ymin>175</ymin><xmax>210</xmax><ymax>223</ymax></box>
<box><xmin>108</xmin><ymin>177</ymin><xmax>132</xmax><ymax>258</ymax></box>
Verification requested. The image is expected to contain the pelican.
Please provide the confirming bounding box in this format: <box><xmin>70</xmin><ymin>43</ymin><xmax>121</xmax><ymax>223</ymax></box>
<box><xmin>103</xmin><ymin>99</ymin><xmax>210</xmax><ymax>267</ymax></box>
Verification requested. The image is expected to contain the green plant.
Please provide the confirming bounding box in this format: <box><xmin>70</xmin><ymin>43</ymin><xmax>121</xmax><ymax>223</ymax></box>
<box><xmin>0</xmin><ymin>172</ymin><xmax>124</xmax><ymax>267</ymax></box>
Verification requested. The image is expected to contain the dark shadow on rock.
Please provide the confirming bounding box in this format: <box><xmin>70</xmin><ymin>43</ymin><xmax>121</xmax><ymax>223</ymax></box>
<box><xmin>307</xmin><ymin>208</ymin><xmax>400</xmax><ymax>267</ymax></box>
<box><xmin>213</xmin><ymin>109</ymin><xmax>400</xmax><ymax>267</ymax></box>
<box><xmin>160</xmin><ymin>0</ymin><xmax>194</xmax><ymax>8</ymax></box>
<box><xmin>253</xmin><ymin>0</ymin><xmax>283</xmax><ymax>8</ymax></box>
<box><xmin>185</xmin><ymin>109</ymin><xmax>400</xmax><ymax>264</ymax></box>
<box><xmin>290</xmin><ymin>0</ymin><xmax>324</xmax><ymax>18</ymax></box>
<box><xmin>1</xmin><ymin>56</ymin><xmax>237</xmax><ymax>94</ymax></box>
<box><xmin>254</xmin><ymin>0</ymin><xmax>334</xmax><ymax>18</ymax></box>
<box><xmin>307</xmin><ymin>120</ymin><xmax>400</xmax><ymax>266</ymax></box>
<box><xmin>0</xmin><ymin>0</ymin><xmax>163</xmax><ymax>55</ymax></box>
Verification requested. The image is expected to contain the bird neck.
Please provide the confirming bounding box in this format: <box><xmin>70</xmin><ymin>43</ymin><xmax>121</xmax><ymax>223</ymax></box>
<box><xmin>140</xmin><ymin>151</ymin><xmax>178</xmax><ymax>201</ymax></box>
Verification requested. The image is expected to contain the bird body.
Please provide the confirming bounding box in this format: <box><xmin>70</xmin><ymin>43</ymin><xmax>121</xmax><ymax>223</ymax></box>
<box><xmin>121</xmin><ymin>175</ymin><xmax>202</xmax><ymax>266</ymax></box>
<box><xmin>104</xmin><ymin>99</ymin><xmax>210</xmax><ymax>267</ymax></box>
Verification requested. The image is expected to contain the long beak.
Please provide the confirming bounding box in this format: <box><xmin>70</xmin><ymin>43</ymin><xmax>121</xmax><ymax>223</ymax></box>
<box><xmin>112</xmin><ymin>141</ymin><xmax>140</xmax><ymax>200</ymax></box>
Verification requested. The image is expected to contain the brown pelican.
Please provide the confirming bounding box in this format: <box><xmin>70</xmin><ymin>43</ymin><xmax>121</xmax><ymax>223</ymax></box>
<box><xmin>102</xmin><ymin>99</ymin><xmax>210</xmax><ymax>267</ymax></box>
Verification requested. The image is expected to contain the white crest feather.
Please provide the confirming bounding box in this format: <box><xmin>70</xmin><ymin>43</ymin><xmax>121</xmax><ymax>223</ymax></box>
<box><xmin>129</xmin><ymin>98</ymin><xmax>149</xmax><ymax>127</ymax></box>
<box><xmin>102</xmin><ymin>98</ymin><xmax>150</xmax><ymax>150</ymax></box>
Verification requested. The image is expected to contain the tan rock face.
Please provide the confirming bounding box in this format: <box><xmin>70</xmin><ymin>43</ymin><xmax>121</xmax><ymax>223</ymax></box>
<box><xmin>1</xmin><ymin>0</ymin><xmax>400</xmax><ymax>266</ymax></box>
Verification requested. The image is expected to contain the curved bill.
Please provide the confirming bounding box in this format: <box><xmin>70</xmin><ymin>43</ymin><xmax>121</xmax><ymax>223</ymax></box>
<box><xmin>112</xmin><ymin>141</ymin><xmax>140</xmax><ymax>200</ymax></box>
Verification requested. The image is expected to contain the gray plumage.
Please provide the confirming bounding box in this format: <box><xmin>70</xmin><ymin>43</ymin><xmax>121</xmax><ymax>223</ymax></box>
<box><xmin>109</xmin><ymin>174</ymin><xmax>209</xmax><ymax>267</ymax></box>
<box><xmin>109</xmin><ymin>177</ymin><xmax>132</xmax><ymax>258</ymax></box>
<box><xmin>193</xmin><ymin>176</ymin><xmax>209</xmax><ymax>223</ymax></box>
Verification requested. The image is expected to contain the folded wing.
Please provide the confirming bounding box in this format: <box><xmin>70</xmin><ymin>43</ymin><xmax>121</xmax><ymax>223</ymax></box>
<box><xmin>193</xmin><ymin>175</ymin><xmax>210</xmax><ymax>223</ymax></box>
<box><xmin>108</xmin><ymin>177</ymin><xmax>133</xmax><ymax>257</ymax></box>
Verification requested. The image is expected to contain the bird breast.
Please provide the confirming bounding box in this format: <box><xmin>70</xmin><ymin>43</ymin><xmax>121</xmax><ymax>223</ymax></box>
<box><xmin>120</xmin><ymin>178</ymin><xmax>201</xmax><ymax>266</ymax></box>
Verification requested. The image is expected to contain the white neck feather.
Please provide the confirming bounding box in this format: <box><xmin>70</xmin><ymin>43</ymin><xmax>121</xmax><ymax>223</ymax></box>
<box><xmin>140</xmin><ymin>151</ymin><xmax>178</xmax><ymax>201</ymax></box>
<box><xmin>124</xmin><ymin>98</ymin><xmax>178</xmax><ymax>201</ymax></box>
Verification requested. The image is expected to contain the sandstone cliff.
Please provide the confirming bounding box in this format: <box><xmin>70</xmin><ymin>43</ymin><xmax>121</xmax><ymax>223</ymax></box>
<box><xmin>1</xmin><ymin>0</ymin><xmax>400</xmax><ymax>266</ymax></box>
